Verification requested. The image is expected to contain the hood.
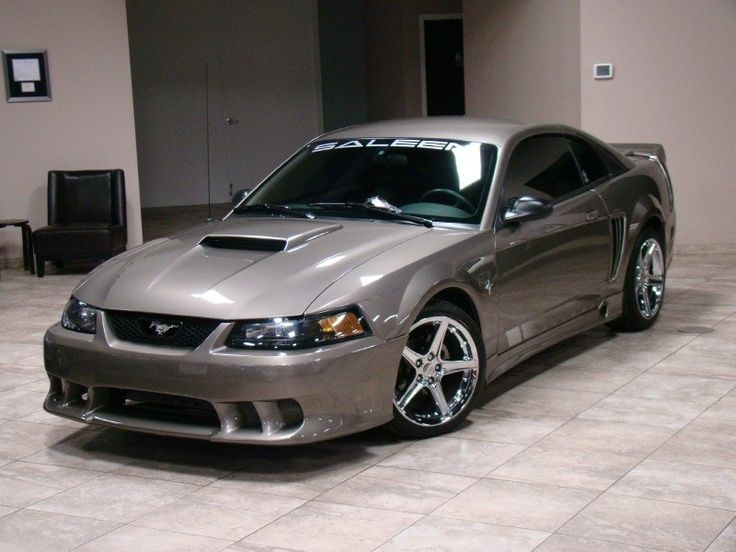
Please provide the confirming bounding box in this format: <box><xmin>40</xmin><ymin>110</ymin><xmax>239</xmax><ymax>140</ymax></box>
<box><xmin>74</xmin><ymin>217</ymin><xmax>429</xmax><ymax>319</ymax></box>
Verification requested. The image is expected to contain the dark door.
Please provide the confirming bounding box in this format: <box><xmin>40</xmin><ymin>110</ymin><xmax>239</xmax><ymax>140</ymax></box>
<box><xmin>423</xmin><ymin>18</ymin><xmax>465</xmax><ymax>116</ymax></box>
<box><xmin>494</xmin><ymin>135</ymin><xmax>611</xmax><ymax>353</ymax></box>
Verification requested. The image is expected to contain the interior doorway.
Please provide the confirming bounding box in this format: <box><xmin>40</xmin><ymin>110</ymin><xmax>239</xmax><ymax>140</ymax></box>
<box><xmin>420</xmin><ymin>14</ymin><xmax>465</xmax><ymax>117</ymax></box>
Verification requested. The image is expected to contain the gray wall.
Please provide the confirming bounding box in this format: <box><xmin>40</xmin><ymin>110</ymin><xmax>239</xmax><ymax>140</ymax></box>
<box><xmin>365</xmin><ymin>0</ymin><xmax>462</xmax><ymax>121</ymax></box>
<box><xmin>463</xmin><ymin>0</ymin><xmax>581</xmax><ymax>126</ymax></box>
<box><xmin>318</xmin><ymin>0</ymin><xmax>368</xmax><ymax>131</ymax></box>
<box><xmin>0</xmin><ymin>0</ymin><xmax>143</xmax><ymax>266</ymax></box>
<box><xmin>127</xmin><ymin>0</ymin><xmax>323</xmax><ymax>208</ymax></box>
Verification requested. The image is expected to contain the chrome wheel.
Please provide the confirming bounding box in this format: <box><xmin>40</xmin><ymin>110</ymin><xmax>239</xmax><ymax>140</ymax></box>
<box><xmin>634</xmin><ymin>237</ymin><xmax>665</xmax><ymax>319</ymax></box>
<box><xmin>394</xmin><ymin>315</ymin><xmax>480</xmax><ymax>427</ymax></box>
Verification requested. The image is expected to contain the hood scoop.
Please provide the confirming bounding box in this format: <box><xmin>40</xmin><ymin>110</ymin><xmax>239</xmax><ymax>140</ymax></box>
<box><xmin>198</xmin><ymin>223</ymin><xmax>343</xmax><ymax>252</ymax></box>
<box><xmin>199</xmin><ymin>235</ymin><xmax>287</xmax><ymax>252</ymax></box>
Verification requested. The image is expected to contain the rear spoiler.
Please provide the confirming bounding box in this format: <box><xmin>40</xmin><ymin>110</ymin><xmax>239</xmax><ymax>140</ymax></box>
<box><xmin>610</xmin><ymin>143</ymin><xmax>666</xmax><ymax>165</ymax></box>
<box><xmin>610</xmin><ymin>143</ymin><xmax>673</xmax><ymax>203</ymax></box>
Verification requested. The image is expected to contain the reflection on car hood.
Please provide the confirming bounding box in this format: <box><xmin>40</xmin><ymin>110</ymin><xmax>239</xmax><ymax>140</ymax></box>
<box><xmin>73</xmin><ymin>217</ymin><xmax>430</xmax><ymax>319</ymax></box>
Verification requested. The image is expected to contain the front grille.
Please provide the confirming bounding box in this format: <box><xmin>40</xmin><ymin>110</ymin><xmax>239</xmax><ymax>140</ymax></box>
<box><xmin>106</xmin><ymin>311</ymin><xmax>220</xmax><ymax>348</ymax></box>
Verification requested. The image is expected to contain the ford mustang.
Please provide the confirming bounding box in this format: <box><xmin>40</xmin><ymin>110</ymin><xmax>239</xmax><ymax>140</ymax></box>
<box><xmin>43</xmin><ymin>118</ymin><xmax>675</xmax><ymax>443</ymax></box>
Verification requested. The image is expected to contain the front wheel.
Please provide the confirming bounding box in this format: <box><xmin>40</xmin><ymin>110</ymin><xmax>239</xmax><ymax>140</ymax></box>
<box><xmin>609</xmin><ymin>228</ymin><xmax>666</xmax><ymax>332</ymax></box>
<box><xmin>389</xmin><ymin>301</ymin><xmax>486</xmax><ymax>439</ymax></box>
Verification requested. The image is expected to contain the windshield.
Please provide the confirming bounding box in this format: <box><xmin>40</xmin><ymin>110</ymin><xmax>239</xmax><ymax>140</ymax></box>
<box><xmin>240</xmin><ymin>138</ymin><xmax>497</xmax><ymax>224</ymax></box>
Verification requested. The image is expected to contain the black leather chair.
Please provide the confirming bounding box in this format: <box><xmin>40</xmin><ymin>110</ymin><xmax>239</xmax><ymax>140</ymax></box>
<box><xmin>33</xmin><ymin>170</ymin><xmax>127</xmax><ymax>277</ymax></box>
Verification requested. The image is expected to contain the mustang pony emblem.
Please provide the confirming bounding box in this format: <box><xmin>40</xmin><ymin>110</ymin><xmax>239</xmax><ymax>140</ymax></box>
<box><xmin>148</xmin><ymin>321</ymin><xmax>182</xmax><ymax>337</ymax></box>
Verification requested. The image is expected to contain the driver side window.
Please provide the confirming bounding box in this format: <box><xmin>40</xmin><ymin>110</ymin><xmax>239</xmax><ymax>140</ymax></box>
<box><xmin>501</xmin><ymin>136</ymin><xmax>583</xmax><ymax>207</ymax></box>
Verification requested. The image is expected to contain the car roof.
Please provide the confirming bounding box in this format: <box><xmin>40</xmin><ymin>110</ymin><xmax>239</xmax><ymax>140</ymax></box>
<box><xmin>320</xmin><ymin>117</ymin><xmax>633</xmax><ymax>169</ymax></box>
<box><xmin>321</xmin><ymin>117</ymin><xmax>534</xmax><ymax>146</ymax></box>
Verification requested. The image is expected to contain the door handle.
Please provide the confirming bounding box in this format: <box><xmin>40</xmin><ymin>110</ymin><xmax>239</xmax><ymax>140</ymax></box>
<box><xmin>585</xmin><ymin>209</ymin><xmax>599</xmax><ymax>221</ymax></box>
<box><xmin>225</xmin><ymin>117</ymin><xmax>239</xmax><ymax>125</ymax></box>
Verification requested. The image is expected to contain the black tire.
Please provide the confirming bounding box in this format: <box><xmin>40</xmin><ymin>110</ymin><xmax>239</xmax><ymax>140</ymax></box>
<box><xmin>388</xmin><ymin>300</ymin><xmax>486</xmax><ymax>439</ymax></box>
<box><xmin>608</xmin><ymin>228</ymin><xmax>666</xmax><ymax>332</ymax></box>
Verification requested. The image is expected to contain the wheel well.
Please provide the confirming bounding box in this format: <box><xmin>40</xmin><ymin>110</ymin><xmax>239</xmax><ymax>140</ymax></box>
<box><xmin>429</xmin><ymin>288</ymin><xmax>480</xmax><ymax>328</ymax></box>
<box><xmin>642</xmin><ymin>215</ymin><xmax>666</xmax><ymax>250</ymax></box>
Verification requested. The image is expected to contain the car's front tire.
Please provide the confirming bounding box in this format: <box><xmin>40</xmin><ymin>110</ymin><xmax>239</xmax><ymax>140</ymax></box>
<box><xmin>389</xmin><ymin>300</ymin><xmax>486</xmax><ymax>439</ymax></box>
<box><xmin>609</xmin><ymin>228</ymin><xmax>666</xmax><ymax>332</ymax></box>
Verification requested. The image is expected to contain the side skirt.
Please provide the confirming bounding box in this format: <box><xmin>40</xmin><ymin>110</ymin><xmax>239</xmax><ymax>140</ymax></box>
<box><xmin>486</xmin><ymin>291</ymin><xmax>623</xmax><ymax>382</ymax></box>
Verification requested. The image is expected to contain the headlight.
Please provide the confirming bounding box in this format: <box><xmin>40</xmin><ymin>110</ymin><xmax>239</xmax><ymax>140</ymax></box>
<box><xmin>226</xmin><ymin>308</ymin><xmax>370</xmax><ymax>350</ymax></box>
<box><xmin>61</xmin><ymin>297</ymin><xmax>99</xmax><ymax>334</ymax></box>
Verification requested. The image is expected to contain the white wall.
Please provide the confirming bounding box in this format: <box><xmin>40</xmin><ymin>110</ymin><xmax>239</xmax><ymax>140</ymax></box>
<box><xmin>464</xmin><ymin>0</ymin><xmax>736</xmax><ymax>248</ymax></box>
<box><xmin>581</xmin><ymin>0</ymin><xmax>736</xmax><ymax>249</ymax></box>
<box><xmin>0</xmin><ymin>0</ymin><xmax>142</xmax><ymax>266</ymax></box>
<box><xmin>463</xmin><ymin>0</ymin><xmax>581</xmax><ymax>126</ymax></box>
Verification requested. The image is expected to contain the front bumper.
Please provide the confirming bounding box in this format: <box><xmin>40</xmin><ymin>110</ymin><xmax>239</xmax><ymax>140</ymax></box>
<box><xmin>43</xmin><ymin>314</ymin><xmax>403</xmax><ymax>444</ymax></box>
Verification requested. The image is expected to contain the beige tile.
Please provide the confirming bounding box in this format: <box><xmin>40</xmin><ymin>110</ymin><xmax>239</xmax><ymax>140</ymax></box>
<box><xmin>615</xmin><ymin>373</ymin><xmax>735</xmax><ymax>404</ymax></box>
<box><xmin>534</xmin><ymin>534</ymin><xmax>662</xmax><ymax>552</ymax></box>
<box><xmin>700</xmin><ymin>394</ymin><xmax>736</xmax><ymax>422</ymax></box>
<box><xmin>450</xmin><ymin>411</ymin><xmax>560</xmax><ymax>445</ymax></box>
<box><xmin>528</xmin><ymin>346</ymin><xmax>666</xmax><ymax>372</ymax></box>
<box><xmin>30</xmin><ymin>473</ymin><xmax>197</xmax><ymax>522</ymax></box>
<box><xmin>211</xmin><ymin>443</ymin><xmax>390</xmax><ymax>500</ymax></box>
<box><xmin>22</xmin><ymin>428</ymin><xmax>144</xmax><ymax>472</ymax></box>
<box><xmin>18</xmin><ymin>408</ymin><xmax>86</xmax><ymax>428</ymax></box>
<box><xmin>579</xmin><ymin>394</ymin><xmax>706</xmax><ymax>429</ymax></box>
<box><xmin>0</xmin><ymin>421</ymin><xmax>81</xmax><ymax>460</ymax></box>
<box><xmin>242</xmin><ymin>501</ymin><xmax>420</xmax><ymax>552</ymax></box>
<box><xmin>113</xmin><ymin>454</ymin><xmax>234</xmax><ymax>486</ymax></box>
<box><xmin>0</xmin><ymin>460</ymin><xmax>101</xmax><ymax>508</ymax></box>
<box><xmin>0</xmin><ymin>387</ymin><xmax>48</xmax><ymax>419</ymax></box>
<box><xmin>491</xmin><ymin>444</ymin><xmax>641</xmax><ymax>491</ymax></box>
<box><xmin>521</xmin><ymin>364</ymin><xmax>640</xmax><ymax>394</ymax></box>
<box><xmin>0</xmin><ymin>371</ymin><xmax>39</xmax><ymax>391</ymax></box>
<box><xmin>76</xmin><ymin>525</ymin><xmax>232</xmax><ymax>552</ymax></box>
<box><xmin>0</xmin><ymin>509</ymin><xmax>116</xmax><ymax>552</ymax></box>
<box><xmin>134</xmin><ymin>486</ymin><xmax>305</xmax><ymax>541</ymax></box>
<box><xmin>0</xmin><ymin>506</ymin><xmax>15</xmax><ymax>518</ymax></box>
<box><xmin>611</xmin><ymin>458</ymin><xmax>736</xmax><ymax>510</ymax></box>
<box><xmin>435</xmin><ymin>478</ymin><xmax>597</xmax><ymax>532</ymax></box>
<box><xmin>228</xmin><ymin>544</ymin><xmax>302</xmax><ymax>552</ymax></box>
<box><xmin>649</xmin><ymin>352</ymin><xmax>736</xmax><ymax>380</ymax></box>
<box><xmin>679</xmin><ymin>333</ymin><xmax>736</xmax><ymax>361</ymax></box>
<box><xmin>560</xmin><ymin>493</ymin><xmax>733</xmax><ymax>551</ymax></box>
<box><xmin>651</xmin><ymin>420</ymin><xmax>736</xmax><ymax>469</ymax></box>
<box><xmin>707</xmin><ymin>519</ymin><xmax>736</xmax><ymax>552</ymax></box>
<box><xmin>378</xmin><ymin>436</ymin><xmax>524</xmax><ymax>477</ymax></box>
<box><xmin>591</xmin><ymin>330</ymin><xmax>696</xmax><ymax>353</ymax></box>
<box><xmin>538</xmin><ymin>419</ymin><xmax>675</xmax><ymax>456</ymax></box>
<box><xmin>376</xmin><ymin>516</ymin><xmax>549</xmax><ymax>551</ymax></box>
<box><xmin>481</xmin><ymin>386</ymin><xmax>605</xmax><ymax>425</ymax></box>
<box><xmin>319</xmin><ymin>466</ymin><xmax>475</xmax><ymax>514</ymax></box>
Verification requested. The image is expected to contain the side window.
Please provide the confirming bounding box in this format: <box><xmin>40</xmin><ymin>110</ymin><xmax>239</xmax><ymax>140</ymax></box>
<box><xmin>570</xmin><ymin>139</ymin><xmax>610</xmax><ymax>185</ymax></box>
<box><xmin>501</xmin><ymin>136</ymin><xmax>583</xmax><ymax>206</ymax></box>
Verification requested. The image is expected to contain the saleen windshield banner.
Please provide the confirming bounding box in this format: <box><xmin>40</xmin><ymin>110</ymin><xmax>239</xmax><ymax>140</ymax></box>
<box><xmin>311</xmin><ymin>138</ymin><xmax>472</xmax><ymax>153</ymax></box>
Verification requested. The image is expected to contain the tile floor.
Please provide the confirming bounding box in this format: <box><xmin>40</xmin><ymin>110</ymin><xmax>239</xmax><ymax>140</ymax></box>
<box><xmin>1</xmin><ymin>254</ymin><xmax>735</xmax><ymax>551</ymax></box>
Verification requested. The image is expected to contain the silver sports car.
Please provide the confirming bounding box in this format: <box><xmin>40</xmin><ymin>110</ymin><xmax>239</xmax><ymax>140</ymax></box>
<box><xmin>44</xmin><ymin>118</ymin><xmax>675</xmax><ymax>443</ymax></box>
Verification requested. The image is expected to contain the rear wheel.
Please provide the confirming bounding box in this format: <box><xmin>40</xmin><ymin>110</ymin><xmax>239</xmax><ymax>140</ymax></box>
<box><xmin>609</xmin><ymin>228</ymin><xmax>666</xmax><ymax>332</ymax></box>
<box><xmin>389</xmin><ymin>301</ymin><xmax>485</xmax><ymax>439</ymax></box>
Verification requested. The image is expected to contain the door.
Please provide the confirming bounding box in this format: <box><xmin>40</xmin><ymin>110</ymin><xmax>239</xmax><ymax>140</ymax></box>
<box><xmin>421</xmin><ymin>16</ymin><xmax>465</xmax><ymax>116</ymax></box>
<box><xmin>210</xmin><ymin>1</ymin><xmax>323</xmax><ymax>205</ymax></box>
<box><xmin>494</xmin><ymin>135</ymin><xmax>611</xmax><ymax>353</ymax></box>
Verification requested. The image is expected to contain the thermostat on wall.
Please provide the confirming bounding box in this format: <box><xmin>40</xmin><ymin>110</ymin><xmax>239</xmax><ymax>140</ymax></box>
<box><xmin>594</xmin><ymin>63</ymin><xmax>614</xmax><ymax>80</ymax></box>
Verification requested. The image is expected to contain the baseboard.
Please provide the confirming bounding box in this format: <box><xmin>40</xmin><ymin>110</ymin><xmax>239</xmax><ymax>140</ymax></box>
<box><xmin>674</xmin><ymin>243</ymin><xmax>736</xmax><ymax>255</ymax></box>
<box><xmin>0</xmin><ymin>257</ymin><xmax>24</xmax><ymax>269</ymax></box>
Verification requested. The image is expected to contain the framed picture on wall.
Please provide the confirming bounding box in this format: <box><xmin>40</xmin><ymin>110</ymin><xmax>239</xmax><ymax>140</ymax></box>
<box><xmin>2</xmin><ymin>49</ymin><xmax>51</xmax><ymax>102</ymax></box>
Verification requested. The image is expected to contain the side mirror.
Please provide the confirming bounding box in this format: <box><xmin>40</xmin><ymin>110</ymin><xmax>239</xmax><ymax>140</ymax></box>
<box><xmin>231</xmin><ymin>188</ymin><xmax>251</xmax><ymax>207</ymax></box>
<box><xmin>503</xmin><ymin>196</ymin><xmax>552</xmax><ymax>224</ymax></box>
